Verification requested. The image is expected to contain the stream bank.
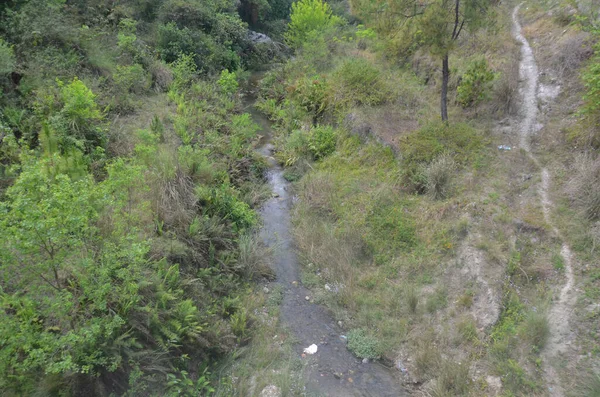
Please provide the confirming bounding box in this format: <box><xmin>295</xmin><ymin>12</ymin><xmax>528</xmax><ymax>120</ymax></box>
<box><xmin>244</xmin><ymin>75</ymin><xmax>406</xmax><ymax>396</ymax></box>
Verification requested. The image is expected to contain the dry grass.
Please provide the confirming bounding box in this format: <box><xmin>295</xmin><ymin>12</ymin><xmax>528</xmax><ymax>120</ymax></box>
<box><xmin>567</xmin><ymin>154</ymin><xmax>600</xmax><ymax>220</ymax></box>
<box><xmin>425</xmin><ymin>154</ymin><xmax>456</xmax><ymax>200</ymax></box>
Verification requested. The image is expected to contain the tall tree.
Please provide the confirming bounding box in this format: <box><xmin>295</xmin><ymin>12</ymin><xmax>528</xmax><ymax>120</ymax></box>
<box><xmin>351</xmin><ymin>0</ymin><xmax>491</xmax><ymax>121</ymax></box>
<box><xmin>418</xmin><ymin>0</ymin><xmax>490</xmax><ymax>121</ymax></box>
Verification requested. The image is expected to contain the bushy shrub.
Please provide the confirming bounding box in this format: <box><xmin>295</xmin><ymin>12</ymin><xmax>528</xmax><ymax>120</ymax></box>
<box><xmin>53</xmin><ymin>78</ymin><xmax>105</xmax><ymax>152</ymax></box>
<box><xmin>149</xmin><ymin>59</ymin><xmax>174</xmax><ymax>91</ymax></box>
<box><xmin>522</xmin><ymin>311</ymin><xmax>550</xmax><ymax>349</ymax></box>
<box><xmin>114</xmin><ymin>64</ymin><xmax>150</xmax><ymax>95</ymax></box>
<box><xmin>567</xmin><ymin>154</ymin><xmax>600</xmax><ymax>220</ymax></box>
<box><xmin>347</xmin><ymin>329</ymin><xmax>383</xmax><ymax>359</ymax></box>
<box><xmin>217</xmin><ymin>69</ymin><xmax>239</xmax><ymax>95</ymax></box>
<box><xmin>285</xmin><ymin>0</ymin><xmax>343</xmax><ymax>48</ymax></box>
<box><xmin>197</xmin><ymin>184</ymin><xmax>257</xmax><ymax>230</ymax></box>
<box><xmin>457</xmin><ymin>58</ymin><xmax>496</xmax><ymax>108</ymax></box>
<box><xmin>425</xmin><ymin>154</ymin><xmax>456</xmax><ymax>200</ymax></box>
<box><xmin>277</xmin><ymin>129</ymin><xmax>310</xmax><ymax>166</ymax></box>
<box><xmin>400</xmin><ymin>122</ymin><xmax>481</xmax><ymax>193</ymax></box>
<box><xmin>308</xmin><ymin>125</ymin><xmax>336</xmax><ymax>159</ymax></box>
<box><xmin>294</xmin><ymin>74</ymin><xmax>331</xmax><ymax>119</ymax></box>
<box><xmin>0</xmin><ymin>38</ymin><xmax>15</xmax><ymax>75</ymax></box>
<box><xmin>158</xmin><ymin>23</ymin><xmax>241</xmax><ymax>73</ymax></box>
<box><xmin>333</xmin><ymin>58</ymin><xmax>389</xmax><ymax>107</ymax></box>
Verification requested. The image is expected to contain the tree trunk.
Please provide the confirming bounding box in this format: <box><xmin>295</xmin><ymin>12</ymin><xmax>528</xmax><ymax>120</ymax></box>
<box><xmin>441</xmin><ymin>54</ymin><xmax>449</xmax><ymax>122</ymax></box>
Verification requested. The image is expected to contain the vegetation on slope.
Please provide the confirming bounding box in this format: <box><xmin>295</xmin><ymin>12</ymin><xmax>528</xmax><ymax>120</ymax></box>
<box><xmin>0</xmin><ymin>0</ymin><xmax>291</xmax><ymax>395</ymax></box>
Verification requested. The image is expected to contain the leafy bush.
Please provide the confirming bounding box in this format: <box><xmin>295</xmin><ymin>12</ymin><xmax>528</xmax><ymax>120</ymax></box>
<box><xmin>347</xmin><ymin>329</ymin><xmax>383</xmax><ymax>359</ymax></box>
<box><xmin>285</xmin><ymin>0</ymin><xmax>343</xmax><ymax>48</ymax></box>
<box><xmin>333</xmin><ymin>58</ymin><xmax>389</xmax><ymax>107</ymax></box>
<box><xmin>294</xmin><ymin>74</ymin><xmax>331</xmax><ymax>119</ymax></box>
<box><xmin>308</xmin><ymin>125</ymin><xmax>337</xmax><ymax>159</ymax></box>
<box><xmin>158</xmin><ymin>23</ymin><xmax>241</xmax><ymax>73</ymax></box>
<box><xmin>217</xmin><ymin>69</ymin><xmax>239</xmax><ymax>95</ymax></box>
<box><xmin>457</xmin><ymin>58</ymin><xmax>496</xmax><ymax>108</ymax></box>
<box><xmin>197</xmin><ymin>184</ymin><xmax>257</xmax><ymax>230</ymax></box>
<box><xmin>0</xmin><ymin>38</ymin><xmax>15</xmax><ymax>75</ymax></box>
<box><xmin>400</xmin><ymin>122</ymin><xmax>482</xmax><ymax>193</ymax></box>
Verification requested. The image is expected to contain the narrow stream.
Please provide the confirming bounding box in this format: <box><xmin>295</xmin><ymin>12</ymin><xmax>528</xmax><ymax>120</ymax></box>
<box><xmin>244</xmin><ymin>75</ymin><xmax>406</xmax><ymax>396</ymax></box>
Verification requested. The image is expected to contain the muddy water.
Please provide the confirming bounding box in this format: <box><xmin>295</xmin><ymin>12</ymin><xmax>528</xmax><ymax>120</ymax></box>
<box><xmin>244</xmin><ymin>76</ymin><xmax>406</xmax><ymax>396</ymax></box>
<box><xmin>513</xmin><ymin>6</ymin><xmax>575</xmax><ymax>397</ymax></box>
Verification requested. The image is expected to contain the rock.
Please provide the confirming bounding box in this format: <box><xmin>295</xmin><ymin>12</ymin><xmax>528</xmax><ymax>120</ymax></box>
<box><xmin>362</xmin><ymin>358</ymin><xmax>370</xmax><ymax>364</ymax></box>
<box><xmin>260</xmin><ymin>385</ymin><xmax>281</xmax><ymax>397</ymax></box>
<box><xmin>395</xmin><ymin>359</ymin><xmax>407</xmax><ymax>373</ymax></box>
<box><xmin>305</xmin><ymin>296</ymin><xmax>310</xmax><ymax>301</ymax></box>
<box><xmin>338</xmin><ymin>321</ymin><xmax>343</xmax><ymax>327</ymax></box>
<box><xmin>248</xmin><ymin>31</ymin><xmax>273</xmax><ymax>44</ymax></box>
<box><xmin>263</xmin><ymin>286</ymin><xmax>270</xmax><ymax>294</ymax></box>
<box><xmin>486</xmin><ymin>375</ymin><xmax>502</xmax><ymax>396</ymax></box>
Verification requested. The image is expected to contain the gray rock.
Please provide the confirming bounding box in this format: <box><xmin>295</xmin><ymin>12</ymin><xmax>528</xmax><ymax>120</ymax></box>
<box><xmin>260</xmin><ymin>385</ymin><xmax>281</xmax><ymax>397</ymax></box>
<box><xmin>248</xmin><ymin>31</ymin><xmax>273</xmax><ymax>44</ymax></box>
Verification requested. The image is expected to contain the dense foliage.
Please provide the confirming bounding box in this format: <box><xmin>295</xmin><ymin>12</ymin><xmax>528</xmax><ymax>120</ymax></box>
<box><xmin>0</xmin><ymin>0</ymin><xmax>282</xmax><ymax>395</ymax></box>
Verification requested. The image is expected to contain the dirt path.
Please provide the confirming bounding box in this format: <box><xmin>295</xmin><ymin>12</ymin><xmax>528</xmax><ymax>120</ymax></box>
<box><xmin>245</xmin><ymin>79</ymin><xmax>406</xmax><ymax>397</ymax></box>
<box><xmin>512</xmin><ymin>5</ymin><xmax>577</xmax><ymax>396</ymax></box>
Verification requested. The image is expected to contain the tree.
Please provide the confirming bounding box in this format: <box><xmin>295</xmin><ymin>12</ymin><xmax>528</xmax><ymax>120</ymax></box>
<box><xmin>418</xmin><ymin>0</ymin><xmax>490</xmax><ymax>121</ymax></box>
<box><xmin>353</xmin><ymin>0</ymin><xmax>491</xmax><ymax>121</ymax></box>
<box><xmin>285</xmin><ymin>0</ymin><xmax>342</xmax><ymax>48</ymax></box>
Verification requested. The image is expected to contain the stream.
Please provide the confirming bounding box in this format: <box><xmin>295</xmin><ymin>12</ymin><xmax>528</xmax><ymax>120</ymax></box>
<box><xmin>244</xmin><ymin>75</ymin><xmax>406</xmax><ymax>396</ymax></box>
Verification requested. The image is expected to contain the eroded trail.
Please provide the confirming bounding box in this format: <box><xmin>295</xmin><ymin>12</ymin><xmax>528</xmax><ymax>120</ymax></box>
<box><xmin>512</xmin><ymin>6</ymin><xmax>576</xmax><ymax>396</ymax></box>
<box><xmin>245</xmin><ymin>78</ymin><xmax>406</xmax><ymax>397</ymax></box>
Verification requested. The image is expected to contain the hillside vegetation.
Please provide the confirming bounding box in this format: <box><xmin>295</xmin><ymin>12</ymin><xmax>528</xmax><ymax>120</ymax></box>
<box><xmin>1</xmin><ymin>0</ymin><xmax>600</xmax><ymax>395</ymax></box>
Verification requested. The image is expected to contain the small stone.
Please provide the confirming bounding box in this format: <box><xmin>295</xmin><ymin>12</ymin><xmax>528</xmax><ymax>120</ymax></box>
<box><xmin>362</xmin><ymin>358</ymin><xmax>370</xmax><ymax>364</ymax></box>
<box><xmin>338</xmin><ymin>321</ymin><xmax>343</xmax><ymax>327</ymax></box>
<box><xmin>263</xmin><ymin>286</ymin><xmax>270</xmax><ymax>294</ymax></box>
<box><xmin>292</xmin><ymin>281</ymin><xmax>298</xmax><ymax>286</ymax></box>
<box><xmin>305</xmin><ymin>296</ymin><xmax>310</xmax><ymax>301</ymax></box>
<box><xmin>260</xmin><ymin>385</ymin><xmax>281</xmax><ymax>397</ymax></box>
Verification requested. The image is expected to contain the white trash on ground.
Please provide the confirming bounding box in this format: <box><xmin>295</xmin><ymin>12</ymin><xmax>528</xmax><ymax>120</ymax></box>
<box><xmin>303</xmin><ymin>344</ymin><xmax>318</xmax><ymax>355</ymax></box>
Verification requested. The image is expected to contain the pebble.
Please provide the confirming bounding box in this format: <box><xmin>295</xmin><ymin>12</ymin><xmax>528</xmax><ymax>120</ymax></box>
<box><xmin>263</xmin><ymin>286</ymin><xmax>269</xmax><ymax>294</ymax></box>
<box><xmin>305</xmin><ymin>296</ymin><xmax>310</xmax><ymax>301</ymax></box>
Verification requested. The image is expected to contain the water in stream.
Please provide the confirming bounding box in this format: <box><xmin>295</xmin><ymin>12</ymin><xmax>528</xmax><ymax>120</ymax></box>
<box><xmin>244</xmin><ymin>75</ymin><xmax>406</xmax><ymax>396</ymax></box>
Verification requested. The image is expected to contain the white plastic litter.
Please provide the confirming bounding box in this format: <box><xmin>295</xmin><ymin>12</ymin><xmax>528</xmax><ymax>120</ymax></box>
<box><xmin>303</xmin><ymin>344</ymin><xmax>318</xmax><ymax>355</ymax></box>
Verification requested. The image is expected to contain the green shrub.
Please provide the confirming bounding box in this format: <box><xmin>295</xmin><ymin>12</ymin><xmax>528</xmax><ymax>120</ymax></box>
<box><xmin>496</xmin><ymin>359</ymin><xmax>538</xmax><ymax>394</ymax></box>
<box><xmin>217</xmin><ymin>69</ymin><xmax>239</xmax><ymax>95</ymax></box>
<box><xmin>401</xmin><ymin>122</ymin><xmax>482</xmax><ymax>192</ymax></box>
<box><xmin>114</xmin><ymin>64</ymin><xmax>150</xmax><ymax>95</ymax></box>
<box><xmin>0</xmin><ymin>38</ymin><xmax>15</xmax><ymax>75</ymax></box>
<box><xmin>333</xmin><ymin>58</ymin><xmax>389</xmax><ymax>107</ymax></box>
<box><xmin>457</xmin><ymin>58</ymin><xmax>496</xmax><ymax>108</ymax></box>
<box><xmin>347</xmin><ymin>329</ymin><xmax>383</xmax><ymax>359</ymax></box>
<box><xmin>285</xmin><ymin>0</ymin><xmax>343</xmax><ymax>48</ymax></box>
<box><xmin>294</xmin><ymin>74</ymin><xmax>330</xmax><ymax>118</ymax></box>
<box><xmin>277</xmin><ymin>129</ymin><xmax>310</xmax><ymax>166</ymax></box>
<box><xmin>521</xmin><ymin>311</ymin><xmax>549</xmax><ymax>349</ymax></box>
<box><xmin>308</xmin><ymin>125</ymin><xmax>337</xmax><ymax>159</ymax></box>
<box><xmin>197</xmin><ymin>184</ymin><xmax>257</xmax><ymax>230</ymax></box>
